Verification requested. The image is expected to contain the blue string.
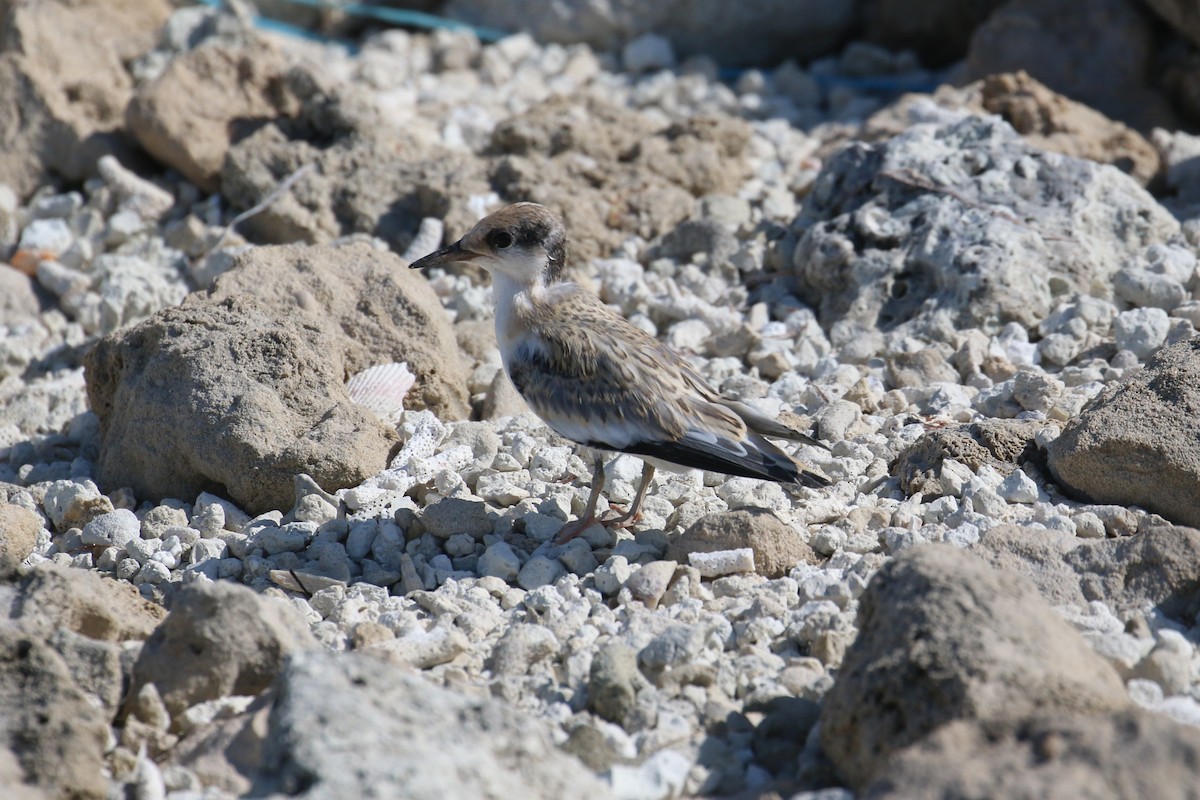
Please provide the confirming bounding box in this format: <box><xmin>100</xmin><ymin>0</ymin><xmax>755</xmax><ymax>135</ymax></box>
<box><xmin>196</xmin><ymin>0</ymin><xmax>507</xmax><ymax>43</ymax></box>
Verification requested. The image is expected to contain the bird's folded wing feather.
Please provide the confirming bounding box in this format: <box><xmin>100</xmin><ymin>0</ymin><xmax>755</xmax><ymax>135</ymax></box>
<box><xmin>505</xmin><ymin>294</ymin><xmax>815</xmax><ymax>481</ymax></box>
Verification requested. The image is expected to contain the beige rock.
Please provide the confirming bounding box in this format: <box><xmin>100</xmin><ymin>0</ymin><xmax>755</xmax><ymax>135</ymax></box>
<box><xmin>975</xmin><ymin>71</ymin><xmax>1160</xmax><ymax>186</ymax></box>
<box><xmin>963</xmin><ymin>0</ymin><xmax>1175</xmax><ymax>131</ymax></box>
<box><xmin>169</xmin><ymin>698</ymin><xmax>269</xmax><ymax>796</ymax></box>
<box><xmin>257</xmin><ymin>649</ymin><xmax>615</xmax><ymax>798</ymax></box>
<box><xmin>0</xmin><ymin>502</ymin><xmax>40</xmax><ymax>578</ymax></box>
<box><xmin>666</xmin><ymin>507</ymin><xmax>818</xmax><ymax>579</ymax></box>
<box><xmin>869</xmin><ymin>710</ymin><xmax>1200</xmax><ymax>799</ymax></box>
<box><xmin>85</xmin><ymin>292</ymin><xmax>401</xmax><ymax>513</ymax></box>
<box><xmin>1048</xmin><ymin>338</ymin><xmax>1200</xmax><ymax>528</ymax></box>
<box><xmin>971</xmin><ymin>524</ymin><xmax>1200</xmax><ymax>622</ymax></box>
<box><xmin>0</xmin><ymin>265</ymin><xmax>40</xmax><ymax>328</ymax></box>
<box><xmin>128</xmin><ymin>41</ymin><xmax>293</xmax><ymax>192</ymax></box>
<box><xmin>885</xmin><ymin>346</ymin><xmax>958</xmax><ymax>390</ymax></box>
<box><xmin>17</xmin><ymin>563</ymin><xmax>165</xmax><ymax>642</ymax></box>
<box><xmin>867</xmin><ymin>71</ymin><xmax>1161</xmax><ymax>187</ymax></box>
<box><xmin>129</xmin><ymin>580</ymin><xmax>317</xmax><ymax>718</ymax></box>
<box><xmin>207</xmin><ymin>242</ymin><xmax>469</xmax><ymax>420</ymax></box>
<box><xmin>820</xmin><ymin>545</ymin><xmax>1129</xmax><ymax>788</ymax></box>
<box><xmin>892</xmin><ymin>418</ymin><xmax>1056</xmax><ymax>497</ymax></box>
<box><xmin>0</xmin><ymin>628</ymin><xmax>110</xmax><ymax>799</ymax></box>
<box><xmin>0</xmin><ymin>0</ymin><xmax>170</xmax><ymax>197</ymax></box>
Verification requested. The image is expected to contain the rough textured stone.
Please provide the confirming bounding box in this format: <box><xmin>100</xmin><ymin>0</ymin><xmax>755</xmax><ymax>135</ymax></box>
<box><xmin>820</xmin><ymin>545</ymin><xmax>1129</xmax><ymax>788</ymax></box>
<box><xmin>168</xmin><ymin>697</ymin><xmax>268</xmax><ymax>796</ymax></box>
<box><xmin>587</xmin><ymin>642</ymin><xmax>647</xmax><ymax>727</ymax></box>
<box><xmin>204</xmin><ymin>241</ymin><xmax>470</xmax><ymax>420</ymax></box>
<box><xmin>0</xmin><ymin>746</ymin><xmax>47</xmax><ymax>800</ymax></box>
<box><xmin>489</xmin><ymin>97</ymin><xmax>751</xmax><ymax>264</ymax></box>
<box><xmin>892</xmin><ymin>419</ymin><xmax>1054</xmax><ymax>497</ymax></box>
<box><xmin>0</xmin><ymin>503</ymin><xmax>41</xmax><ymax>578</ymax></box>
<box><xmin>0</xmin><ymin>0</ymin><xmax>171</xmax><ymax>197</ymax></box>
<box><xmin>666</xmin><ymin>508</ymin><xmax>817</xmax><ymax>579</ymax></box>
<box><xmin>130</xmin><ymin>580</ymin><xmax>317</xmax><ymax>717</ymax></box>
<box><xmin>0</xmin><ymin>628</ymin><xmax>109</xmax><ymax>799</ymax></box>
<box><xmin>128</xmin><ymin>41</ymin><xmax>292</xmax><ymax>192</ymax></box>
<box><xmin>968</xmin><ymin>525</ymin><xmax>1087</xmax><ymax>608</ymax></box>
<box><xmin>1047</xmin><ymin>338</ymin><xmax>1200</xmax><ymax>528</ymax></box>
<box><xmin>971</xmin><ymin>524</ymin><xmax>1200</xmax><ymax>622</ymax></box>
<box><xmin>867</xmin><ymin>711</ymin><xmax>1200</xmax><ymax>800</ymax></box>
<box><xmin>792</xmin><ymin>116</ymin><xmax>1176</xmax><ymax>349</ymax></box>
<box><xmin>0</xmin><ymin>265</ymin><xmax>41</xmax><ymax>329</ymax></box>
<box><xmin>974</xmin><ymin>71</ymin><xmax>1160</xmax><ymax>186</ymax></box>
<box><xmin>84</xmin><ymin>294</ymin><xmax>399</xmax><ymax>514</ymax></box>
<box><xmin>419</xmin><ymin>497</ymin><xmax>495</xmax><ymax>539</ymax></box>
<box><xmin>1063</xmin><ymin>525</ymin><xmax>1200</xmax><ymax>621</ymax></box>
<box><xmin>220</xmin><ymin>65</ymin><xmax>491</xmax><ymax>252</ymax></box>
<box><xmin>884</xmin><ymin>347</ymin><xmax>959</xmax><ymax>389</ymax></box>
<box><xmin>15</xmin><ymin>563</ymin><xmax>165</xmax><ymax>642</ymax></box>
<box><xmin>250</xmin><ymin>650</ymin><xmax>613</xmax><ymax>799</ymax></box>
<box><xmin>49</xmin><ymin>628</ymin><xmax>124</xmax><ymax>719</ymax></box>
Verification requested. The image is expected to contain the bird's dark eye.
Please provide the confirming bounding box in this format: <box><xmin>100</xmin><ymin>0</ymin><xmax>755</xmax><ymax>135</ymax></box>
<box><xmin>488</xmin><ymin>230</ymin><xmax>514</xmax><ymax>249</ymax></box>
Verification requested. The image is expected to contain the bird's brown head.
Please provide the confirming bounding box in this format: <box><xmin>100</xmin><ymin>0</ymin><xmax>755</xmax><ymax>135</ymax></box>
<box><xmin>408</xmin><ymin>202</ymin><xmax>569</xmax><ymax>288</ymax></box>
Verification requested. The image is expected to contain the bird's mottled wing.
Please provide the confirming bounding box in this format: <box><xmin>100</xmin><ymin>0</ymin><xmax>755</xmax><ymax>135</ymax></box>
<box><xmin>507</xmin><ymin>290</ymin><xmax>820</xmax><ymax>483</ymax></box>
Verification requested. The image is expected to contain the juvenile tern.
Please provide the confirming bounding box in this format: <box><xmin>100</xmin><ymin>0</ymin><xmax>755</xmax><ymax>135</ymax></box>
<box><xmin>409</xmin><ymin>202</ymin><xmax>831</xmax><ymax>541</ymax></box>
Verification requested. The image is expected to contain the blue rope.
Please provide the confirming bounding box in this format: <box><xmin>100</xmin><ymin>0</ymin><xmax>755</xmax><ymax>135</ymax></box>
<box><xmin>197</xmin><ymin>0</ymin><xmax>507</xmax><ymax>43</ymax></box>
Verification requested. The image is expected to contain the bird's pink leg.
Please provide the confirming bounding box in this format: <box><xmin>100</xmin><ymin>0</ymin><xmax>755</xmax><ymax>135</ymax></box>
<box><xmin>555</xmin><ymin>456</ymin><xmax>607</xmax><ymax>543</ymax></box>
<box><xmin>602</xmin><ymin>463</ymin><xmax>655</xmax><ymax>529</ymax></box>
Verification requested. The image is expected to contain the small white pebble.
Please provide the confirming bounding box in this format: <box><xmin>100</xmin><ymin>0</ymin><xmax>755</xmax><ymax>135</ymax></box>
<box><xmin>688</xmin><ymin>547</ymin><xmax>755</xmax><ymax>577</ymax></box>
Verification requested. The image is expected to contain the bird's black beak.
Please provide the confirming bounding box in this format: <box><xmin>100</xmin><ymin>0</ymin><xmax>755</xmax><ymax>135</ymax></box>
<box><xmin>408</xmin><ymin>240</ymin><xmax>479</xmax><ymax>269</ymax></box>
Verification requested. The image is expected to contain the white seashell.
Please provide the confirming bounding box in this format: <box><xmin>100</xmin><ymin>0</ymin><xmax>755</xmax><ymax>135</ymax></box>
<box><xmin>346</xmin><ymin>362</ymin><xmax>415</xmax><ymax>424</ymax></box>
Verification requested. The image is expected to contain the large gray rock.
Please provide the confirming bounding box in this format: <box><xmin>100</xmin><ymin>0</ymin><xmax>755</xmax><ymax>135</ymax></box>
<box><xmin>967</xmin><ymin>525</ymin><xmax>1087</xmax><ymax>608</ymax></box>
<box><xmin>1063</xmin><ymin>525</ymin><xmax>1200</xmax><ymax>621</ymax></box>
<box><xmin>443</xmin><ymin>0</ymin><xmax>854</xmax><ymax>66</ymax></box>
<box><xmin>130</xmin><ymin>580</ymin><xmax>317</xmax><ymax>718</ymax></box>
<box><xmin>251</xmin><ymin>650</ymin><xmax>613</xmax><ymax>799</ymax></box>
<box><xmin>867</xmin><ymin>710</ymin><xmax>1200</xmax><ymax>800</ymax></box>
<box><xmin>85</xmin><ymin>293</ymin><xmax>400</xmax><ymax>513</ymax></box>
<box><xmin>0</xmin><ymin>563</ymin><xmax>165</xmax><ymax>797</ymax></box>
<box><xmin>487</xmin><ymin>96</ymin><xmax>751</xmax><ymax>263</ymax></box>
<box><xmin>0</xmin><ymin>746</ymin><xmax>46</xmax><ymax>800</ymax></box>
<box><xmin>874</xmin><ymin>71</ymin><xmax>1161</xmax><ymax>186</ymax></box>
<box><xmin>1048</xmin><ymin>337</ymin><xmax>1200</xmax><ymax>528</ymax></box>
<box><xmin>792</xmin><ymin>116</ymin><xmax>1178</xmax><ymax>349</ymax></box>
<box><xmin>820</xmin><ymin>545</ymin><xmax>1129</xmax><ymax>788</ymax></box>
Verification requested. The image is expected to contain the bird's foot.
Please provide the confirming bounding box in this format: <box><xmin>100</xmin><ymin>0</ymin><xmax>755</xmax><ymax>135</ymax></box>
<box><xmin>599</xmin><ymin>508</ymin><xmax>642</xmax><ymax>530</ymax></box>
<box><xmin>554</xmin><ymin>515</ymin><xmax>597</xmax><ymax>544</ymax></box>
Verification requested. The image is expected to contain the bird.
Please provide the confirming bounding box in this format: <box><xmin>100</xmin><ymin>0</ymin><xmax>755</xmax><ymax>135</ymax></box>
<box><xmin>409</xmin><ymin>202</ymin><xmax>832</xmax><ymax>542</ymax></box>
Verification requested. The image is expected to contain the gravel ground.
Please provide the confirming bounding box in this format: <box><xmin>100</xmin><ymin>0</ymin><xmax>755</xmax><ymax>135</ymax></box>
<box><xmin>4</xmin><ymin>3</ymin><xmax>1200</xmax><ymax>799</ymax></box>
